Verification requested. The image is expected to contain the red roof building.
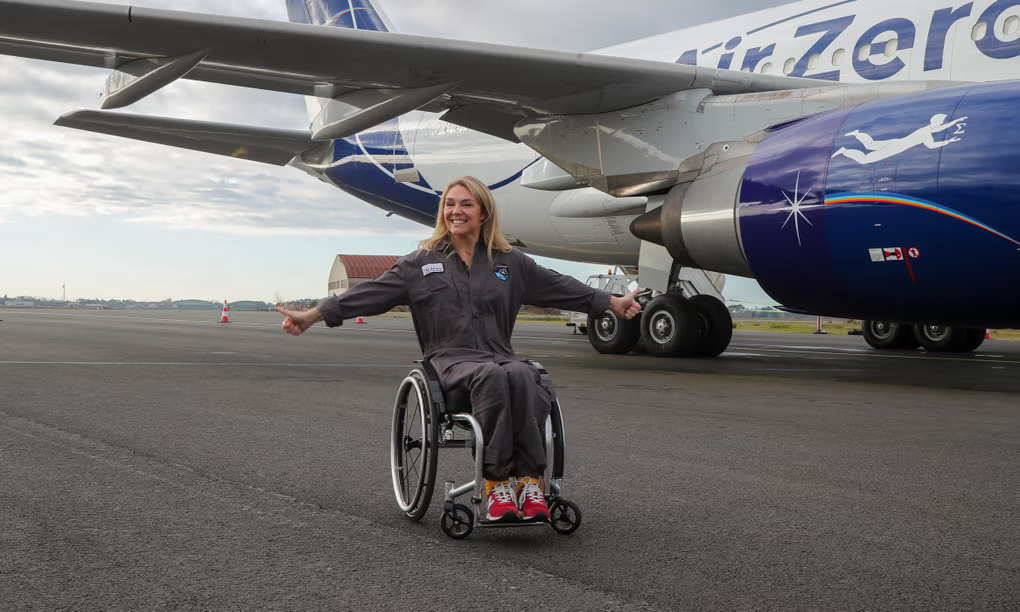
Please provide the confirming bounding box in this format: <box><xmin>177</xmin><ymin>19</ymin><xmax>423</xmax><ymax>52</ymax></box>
<box><xmin>328</xmin><ymin>254</ymin><xmax>402</xmax><ymax>296</ymax></box>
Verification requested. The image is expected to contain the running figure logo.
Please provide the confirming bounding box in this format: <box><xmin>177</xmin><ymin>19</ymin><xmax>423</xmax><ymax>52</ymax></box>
<box><xmin>832</xmin><ymin>114</ymin><xmax>968</xmax><ymax>165</ymax></box>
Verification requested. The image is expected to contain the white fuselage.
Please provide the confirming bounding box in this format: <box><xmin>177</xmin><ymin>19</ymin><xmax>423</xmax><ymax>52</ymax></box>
<box><xmin>319</xmin><ymin>0</ymin><xmax>1020</xmax><ymax>265</ymax></box>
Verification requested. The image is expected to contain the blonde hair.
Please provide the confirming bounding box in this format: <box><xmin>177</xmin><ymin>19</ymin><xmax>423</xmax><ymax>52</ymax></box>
<box><xmin>419</xmin><ymin>176</ymin><xmax>512</xmax><ymax>261</ymax></box>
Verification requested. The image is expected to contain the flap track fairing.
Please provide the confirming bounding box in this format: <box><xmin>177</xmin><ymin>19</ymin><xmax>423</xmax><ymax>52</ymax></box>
<box><xmin>101</xmin><ymin>49</ymin><xmax>209</xmax><ymax>109</ymax></box>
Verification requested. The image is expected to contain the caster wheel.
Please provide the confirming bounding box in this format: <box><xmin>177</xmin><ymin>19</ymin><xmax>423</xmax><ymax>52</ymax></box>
<box><xmin>441</xmin><ymin>503</ymin><xmax>474</xmax><ymax>539</ymax></box>
<box><xmin>549</xmin><ymin>499</ymin><xmax>582</xmax><ymax>535</ymax></box>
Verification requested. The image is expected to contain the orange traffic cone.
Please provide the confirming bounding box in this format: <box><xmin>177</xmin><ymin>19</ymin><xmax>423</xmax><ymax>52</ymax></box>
<box><xmin>985</xmin><ymin>329</ymin><xmax>991</xmax><ymax>339</ymax></box>
<box><xmin>219</xmin><ymin>300</ymin><xmax>230</xmax><ymax>323</ymax></box>
<box><xmin>355</xmin><ymin>316</ymin><xmax>366</xmax><ymax>324</ymax></box>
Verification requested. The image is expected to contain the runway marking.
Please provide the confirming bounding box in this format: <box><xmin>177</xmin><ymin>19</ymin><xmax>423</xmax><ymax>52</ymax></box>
<box><xmin>760</xmin><ymin>368</ymin><xmax>866</xmax><ymax>373</ymax></box>
<box><xmin>0</xmin><ymin>362</ymin><xmax>409</xmax><ymax>367</ymax></box>
<box><xmin>732</xmin><ymin>345</ymin><xmax>1020</xmax><ymax>365</ymax></box>
<box><xmin>9</xmin><ymin>312</ymin><xmax>278</xmax><ymax>325</ymax></box>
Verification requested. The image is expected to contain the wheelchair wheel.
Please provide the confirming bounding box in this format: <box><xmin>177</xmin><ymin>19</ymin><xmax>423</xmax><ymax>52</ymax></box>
<box><xmin>441</xmin><ymin>503</ymin><xmax>474</xmax><ymax>539</ymax></box>
<box><xmin>390</xmin><ymin>369</ymin><xmax>439</xmax><ymax>521</ymax></box>
<box><xmin>549</xmin><ymin>499</ymin><xmax>582</xmax><ymax>535</ymax></box>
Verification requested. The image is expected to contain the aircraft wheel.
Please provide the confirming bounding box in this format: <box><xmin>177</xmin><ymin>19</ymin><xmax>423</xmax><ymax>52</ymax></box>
<box><xmin>689</xmin><ymin>295</ymin><xmax>733</xmax><ymax>357</ymax></box>
<box><xmin>957</xmin><ymin>327</ymin><xmax>987</xmax><ymax>353</ymax></box>
<box><xmin>641</xmin><ymin>295</ymin><xmax>697</xmax><ymax>357</ymax></box>
<box><xmin>862</xmin><ymin>320</ymin><xmax>918</xmax><ymax>350</ymax></box>
<box><xmin>913</xmin><ymin>324</ymin><xmax>972</xmax><ymax>352</ymax></box>
<box><xmin>586</xmin><ymin>310</ymin><xmax>641</xmax><ymax>354</ymax></box>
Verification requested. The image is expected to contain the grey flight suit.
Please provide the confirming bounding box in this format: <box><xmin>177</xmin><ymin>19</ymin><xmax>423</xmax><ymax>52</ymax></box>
<box><xmin>317</xmin><ymin>239</ymin><xmax>612</xmax><ymax>480</ymax></box>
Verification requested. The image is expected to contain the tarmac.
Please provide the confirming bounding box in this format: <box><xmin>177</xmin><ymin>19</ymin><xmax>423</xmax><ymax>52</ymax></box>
<box><xmin>1</xmin><ymin>309</ymin><xmax>1017</xmax><ymax>611</ymax></box>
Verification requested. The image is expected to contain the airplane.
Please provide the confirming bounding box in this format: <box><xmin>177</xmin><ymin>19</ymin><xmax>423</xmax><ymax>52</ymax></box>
<box><xmin>1</xmin><ymin>0</ymin><xmax>1018</xmax><ymax>358</ymax></box>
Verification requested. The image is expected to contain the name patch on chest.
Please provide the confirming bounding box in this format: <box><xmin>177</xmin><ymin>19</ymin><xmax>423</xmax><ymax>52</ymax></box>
<box><xmin>421</xmin><ymin>263</ymin><xmax>445</xmax><ymax>277</ymax></box>
<box><xmin>494</xmin><ymin>264</ymin><xmax>509</xmax><ymax>281</ymax></box>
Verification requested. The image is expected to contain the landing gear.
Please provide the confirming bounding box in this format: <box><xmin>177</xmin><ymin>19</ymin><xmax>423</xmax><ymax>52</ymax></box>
<box><xmin>689</xmin><ymin>295</ymin><xmax>733</xmax><ymax>357</ymax></box>
<box><xmin>862</xmin><ymin>320</ymin><xmax>986</xmax><ymax>353</ymax></box>
<box><xmin>577</xmin><ymin>266</ymin><xmax>733</xmax><ymax>358</ymax></box>
<box><xmin>913</xmin><ymin>324</ymin><xmax>985</xmax><ymax>353</ymax></box>
<box><xmin>641</xmin><ymin>294</ymin><xmax>697</xmax><ymax>357</ymax></box>
<box><xmin>862</xmin><ymin>321</ymin><xmax>919</xmax><ymax>350</ymax></box>
<box><xmin>638</xmin><ymin>294</ymin><xmax>732</xmax><ymax>358</ymax></box>
<box><xmin>957</xmin><ymin>327</ymin><xmax>987</xmax><ymax>353</ymax></box>
<box><xmin>586</xmin><ymin>310</ymin><xmax>642</xmax><ymax>354</ymax></box>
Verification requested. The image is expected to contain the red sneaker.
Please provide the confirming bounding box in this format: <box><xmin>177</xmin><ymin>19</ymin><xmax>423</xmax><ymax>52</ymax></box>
<box><xmin>485</xmin><ymin>480</ymin><xmax>520</xmax><ymax>522</ymax></box>
<box><xmin>516</xmin><ymin>477</ymin><xmax>550</xmax><ymax>522</ymax></box>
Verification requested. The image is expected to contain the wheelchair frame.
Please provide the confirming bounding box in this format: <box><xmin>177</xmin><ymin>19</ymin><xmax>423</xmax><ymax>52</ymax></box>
<box><xmin>389</xmin><ymin>359</ymin><xmax>582</xmax><ymax>539</ymax></box>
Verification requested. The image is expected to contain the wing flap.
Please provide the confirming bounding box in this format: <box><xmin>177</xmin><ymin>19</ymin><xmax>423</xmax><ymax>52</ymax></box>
<box><xmin>54</xmin><ymin>110</ymin><xmax>316</xmax><ymax>166</ymax></box>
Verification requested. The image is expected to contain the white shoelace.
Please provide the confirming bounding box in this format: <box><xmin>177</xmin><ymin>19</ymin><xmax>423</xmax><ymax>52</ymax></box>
<box><xmin>489</xmin><ymin>483</ymin><xmax>515</xmax><ymax>506</ymax></box>
<box><xmin>520</xmin><ymin>481</ymin><xmax>544</xmax><ymax>505</ymax></box>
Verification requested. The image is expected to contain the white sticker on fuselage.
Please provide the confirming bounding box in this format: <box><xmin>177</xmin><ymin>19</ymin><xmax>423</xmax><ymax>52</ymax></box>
<box><xmin>422</xmin><ymin>263</ymin><xmax>445</xmax><ymax>277</ymax></box>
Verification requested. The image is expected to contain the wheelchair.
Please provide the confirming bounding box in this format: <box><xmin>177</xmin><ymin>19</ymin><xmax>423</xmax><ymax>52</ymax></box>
<box><xmin>389</xmin><ymin>359</ymin><xmax>582</xmax><ymax>539</ymax></box>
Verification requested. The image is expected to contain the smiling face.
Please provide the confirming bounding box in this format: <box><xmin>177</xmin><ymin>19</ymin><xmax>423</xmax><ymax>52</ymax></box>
<box><xmin>443</xmin><ymin>184</ymin><xmax>486</xmax><ymax>245</ymax></box>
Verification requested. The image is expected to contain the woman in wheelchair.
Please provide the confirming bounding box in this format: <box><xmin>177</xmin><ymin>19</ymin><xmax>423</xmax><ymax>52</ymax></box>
<box><xmin>279</xmin><ymin>176</ymin><xmax>641</xmax><ymax>524</ymax></box>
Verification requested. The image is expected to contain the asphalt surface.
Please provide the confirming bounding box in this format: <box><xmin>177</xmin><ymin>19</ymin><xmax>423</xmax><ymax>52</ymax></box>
<box><xmin>1</xmin><ymin>309</ymin><xmax>1017</xmax><ymax>611</ymax></box>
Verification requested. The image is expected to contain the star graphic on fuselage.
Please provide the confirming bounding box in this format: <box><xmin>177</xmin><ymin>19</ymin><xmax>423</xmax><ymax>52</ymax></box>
<box><xmin>780</xmin><ymin>171</ymin><xmax>821</xmax><ymax>247</ymax></box>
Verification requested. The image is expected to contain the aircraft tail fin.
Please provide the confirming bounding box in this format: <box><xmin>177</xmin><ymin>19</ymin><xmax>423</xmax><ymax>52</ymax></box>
<box><xmin>285</xmin><ymin>0</ymin><xmax>393</xmax><ymax>32</ymax></box>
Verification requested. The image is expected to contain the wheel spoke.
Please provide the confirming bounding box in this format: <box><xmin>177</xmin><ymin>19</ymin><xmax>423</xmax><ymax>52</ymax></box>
<box><xmin>398</xmin><ymin>450</ymin><xmax>421</xmax><ymax>494</ymax></box>
<box><xmin>403</xmin><ymin>400</ymin><xmax>419</xmax><ymax>439</ymax></box>
<box><xmin>405</xmin><ymin>445</ymin><xmax>423</xmax><ymax>474</ymax></box>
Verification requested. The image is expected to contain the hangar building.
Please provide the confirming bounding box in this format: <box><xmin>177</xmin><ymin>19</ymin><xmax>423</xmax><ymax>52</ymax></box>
<box><xmin>327</xmin><ymin>254</ymin><xmax>401</xmax><ymax>296</ymax></box>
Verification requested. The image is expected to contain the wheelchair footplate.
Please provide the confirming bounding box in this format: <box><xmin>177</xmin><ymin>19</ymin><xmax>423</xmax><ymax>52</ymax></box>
<box><xmin>439</xmin><ymin>479</ymin><xmax>582</xmax><ymax>540</ymax></box>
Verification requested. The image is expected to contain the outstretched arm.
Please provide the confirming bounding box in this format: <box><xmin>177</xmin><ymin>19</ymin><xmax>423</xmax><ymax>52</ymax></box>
<box><xmin>281</xmin><ymin>260</ymin><xmax>409</xmax><ymax>334</ymax></box>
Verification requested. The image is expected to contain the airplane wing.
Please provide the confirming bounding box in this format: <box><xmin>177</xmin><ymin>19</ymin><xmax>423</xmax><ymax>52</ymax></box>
<box><xmin>0</xmin><ymin>0</ymin><xmax>820</xmax><ymax>141</ymax></box>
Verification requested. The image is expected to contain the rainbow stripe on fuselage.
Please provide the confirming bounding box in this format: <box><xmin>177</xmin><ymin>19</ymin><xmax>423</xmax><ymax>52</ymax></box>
<box><xmin>825</xmin><ymin>192</ymin><xmax>1020</xmax><ymax>246</ymax></box>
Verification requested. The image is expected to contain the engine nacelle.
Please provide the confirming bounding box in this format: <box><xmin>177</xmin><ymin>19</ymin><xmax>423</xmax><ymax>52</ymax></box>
<box><xmin>631</xmin><ymin>141</ymin><xmax>756</xmax><ymax>278</ymax></box>
<box><xmin>635</xmin><ymin>81</ymin><xmax>1020</xmax><ymax>327</ymax></box>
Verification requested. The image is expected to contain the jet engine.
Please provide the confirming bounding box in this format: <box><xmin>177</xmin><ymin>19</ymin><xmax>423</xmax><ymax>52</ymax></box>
<box><xmin>632</xmin><ymin>81</ymin><xmax>1020</xmax><ymax>328</ymax></box>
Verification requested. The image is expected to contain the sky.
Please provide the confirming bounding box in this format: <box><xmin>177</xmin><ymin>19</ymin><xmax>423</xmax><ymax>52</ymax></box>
<box><xmin>0</xmin><ymin>0</ymin><xmax>795</xmax><ymax>304</ymax></box>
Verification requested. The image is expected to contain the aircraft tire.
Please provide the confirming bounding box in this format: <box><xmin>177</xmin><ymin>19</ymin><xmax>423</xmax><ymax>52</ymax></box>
<box><xmin>956</xmin><ymin>327</ymin><xmax>987</xmax><ymax>353</ymax></box>
<box><xmin>689</xmin><ymin>295</ymin><xmax>733</xmax><ymax>357</ymax></box>
<box><xmin>913</xmin><ymin>324</ymin><xmax>972</xmax><ymax>352</ymax></box>
<box><xmin>641</xmin><ymin>294</ymin><xmax>697</xmax><ymax>357</ymax></box>
<box><xmin>586</xmin><ymin>310</ymin><xmax>641</xmax><ymax>354</ymax></box>
<box><xmin>862</xmin><ymin>320</ymin><xmax>918</xmax><ymax>350</ymax></box>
